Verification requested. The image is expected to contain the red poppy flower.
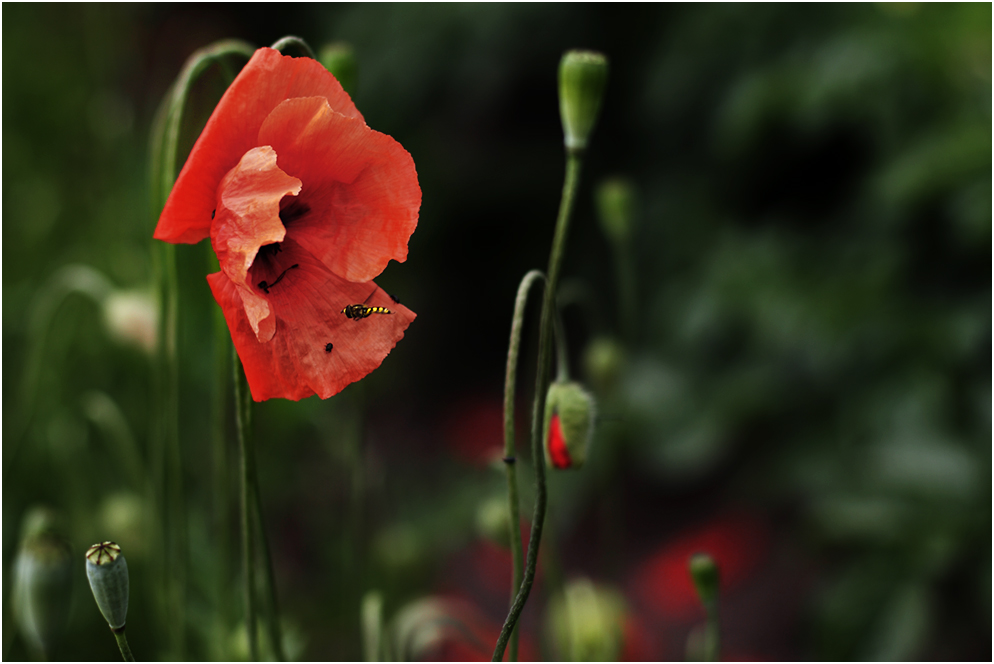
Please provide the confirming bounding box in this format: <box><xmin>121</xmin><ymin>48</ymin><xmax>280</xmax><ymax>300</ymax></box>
<box><xmin>154</xmin><ymin>47</ymin><xmax>420</xmax><ymax>400</ymax></box>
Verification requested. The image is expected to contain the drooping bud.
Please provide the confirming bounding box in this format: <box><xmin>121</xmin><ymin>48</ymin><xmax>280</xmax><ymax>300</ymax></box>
<box><xmin>319</xmin><ymin>42</ymin><xmax>358</xmax><ymax>97</ymax></box>
<box><xmin>11</xmin><ymin>508</ymin><xmax>73</xmax><ymax>656</ymax></box>
<box><xmin>595</xmin><ymin>177</ymin><xmax>638</xmax><ymax>245</ymax></box>
<box><xmin>689</xmin><ymin>552</ymin><xmax>720</xmax><ymax>608</ymax></box>
<box><xmin>546</xmin><ymin>578</ymin><xmax>627</xmax><ymax>661</ymax></box>
<box><xmin>85</xmin><ymin>541</ymin><xmax>129</xmax><ymax>631</ymax></box>
<box><xmin>558</xmin><ymin>50</ymin><xmax>609</xmax><ymax>153</ymax></box>
<box><xmin>475</xmin><ymin>495</ymin><xmax>512</xmax><ymax>548</ymax></box>
<box><xmin>544</xmin><ymin>381</ymin><xmax>596</xmax><ymax>469</ymax></box>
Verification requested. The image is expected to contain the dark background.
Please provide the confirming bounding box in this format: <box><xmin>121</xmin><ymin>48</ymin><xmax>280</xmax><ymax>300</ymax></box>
<box><xmin>3</xmin><ymin>3</ymin><xmax>990</xmax><ymax>661</ymax></box>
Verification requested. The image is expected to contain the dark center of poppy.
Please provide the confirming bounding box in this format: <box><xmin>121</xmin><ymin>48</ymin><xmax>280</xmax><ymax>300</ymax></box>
<box><xmin>279</xmin><ymin>198</ymin><xmax>310</xmax><ymax>226</ymax></box>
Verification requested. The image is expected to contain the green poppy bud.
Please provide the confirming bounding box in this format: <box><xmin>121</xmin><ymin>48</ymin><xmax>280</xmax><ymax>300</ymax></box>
<box><xmin>475</xmin><ymin>495</ymin><xmax>512</xmax><ymax>548</ymax></box>
<box><xmin>558</xmin><ymin>50</ymin><xmax>609</xmax><ymax>153</ymax></box>
<box><xmin>546</xmin><ymin>578</ymin><xmax>627</xmax><ymax>661</ymax></box>
<box><xmin>595</xmin><ymin>178</ymin><xmax>638</xmax><ymax>245</ymax></box>
<box><xmin>544</xmin><ymin>381</ymin><xmax>596</xmax><ymax>469</ymax></box>
<box><xmin>85</xmin><ymin>541</ymin><xmax>129</xmax><ymax>631</ymax></box>
<box><xmin>319</xmin><ymin>42</ymin><xmax>357</xmax><ymax>97</ymax></box>
<box><xmin>689</xmin><ymin>552</ymin><xmax>720</xmax><ymax>607</ymax></box>
<box><xmin>12</xmin><ymin>519</ymin><xmax>73</xmax><ymax>656</ymax></box>
<box><xmin>583</xmin><ymin>337</ymin><xmax>627</xmax><ymax>395</ymax></box>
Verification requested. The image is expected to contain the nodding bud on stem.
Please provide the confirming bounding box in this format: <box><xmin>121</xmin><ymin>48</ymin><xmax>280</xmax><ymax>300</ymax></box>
<box><xmin>544</xmin><ymin>381</ymin><xmax>597</xmax><ymax>470</ymax></box>
<box><xmin>595</xmin><ymin>178</ymin><xmax>637</xmax><ymax>245</ymax></box>
<box><xmin>86</xmin><ymin>542</ymin><xmax>129</xmax><ymax>631</ymax></box>
<box><xmin>12</xmin><ymin>508</ymin><xmax>73</xmax><ymax>656</ymax></box>
<box><xmin>689</xmin><ymin>552</ymin><xmax>720</xmax><ymax>607</ymax></box>
<box><xmin>319</xmin><ymin>42</ymin><xmax>357</xmax><ymax>97</ymax></box>
<box><xmin>558</xmin><ymin>50</ymin><xmax>609</xmax><ymax>153</ymax></box>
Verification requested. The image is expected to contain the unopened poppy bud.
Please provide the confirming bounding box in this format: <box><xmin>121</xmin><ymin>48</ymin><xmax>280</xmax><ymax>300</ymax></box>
<box><xmin>595</xmin><ymin>178</ymin><xmax>637</xmax><ymax>245</ymax></box>
<box><xmin>583</xmin><ymin>337</ymin><xmax>626</xmax><ymax>395</ymax></box>
<box><xmin>319</xmin><ymin>42</ymin><xmax>357</xmax><ymax>97</ymax></box>
<box><xmin>558</xmin><ymin>50</ymin><xmax>609</xmax><ymax>153</ymax></box>
<box><xmin>103</xmin><ymin>290</ymin><xmax>158</xmax><ymax>354</ymax></box>
<box><xmin>689</xmin><ymin>552</ymin><xmax>720</xmax><ymax>606</ymax></box>
<box><xmin>12</xmin><ymin>518</ymin><xmax>73</xmax><ymax>656</ymax></box>
<box><xmin>475</xmin><ymin>495</ymin><xmax>512</xmax><ymax>548</ymax></box>
<box><xmin>544</xmin><ymin>381</ymin><xmax>596</xmax><ymax>469</ymax></box>
<box><xmin>547</xmin><ymin>578</ymin><xmax>627</xmax><ymax>661</ymax></box>
<box><xmin>86</xmin><ymin>542</ymin><xmax>129</xmax><ymax>630</ymax></box>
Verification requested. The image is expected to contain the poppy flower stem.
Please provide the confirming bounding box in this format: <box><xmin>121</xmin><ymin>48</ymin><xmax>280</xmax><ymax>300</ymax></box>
<box><xmin>271</xmin><ymin>35</ymin><xmax>317</xmax><ymax>60</ymax></box>
<box><xmin>232</xmin><ymin>350</ymin><xmax>260</xmax><ymax>662</ymax></box>
<box><xmin>150</xmin><ymin>39</ymin><xmax>256</xmax><ymax>658</ymax></box>
<box><xmin>502</xmin><ymin>268</ymin><xmax>546</xmax><ymax>661</ymax></box>
<box><xmin>112</xmin><ymin>629</ymin><xmax>136</xmax><ymax>662</ymax></box>
<box><xmin>232</xmin><ymin>349</ymin><xmax>287</xmax><ymax>662</ymax></box>
<box><xmin>493</xmin><ymin>150</ymin><xmax>585</xmax><ymax>662</ymax></box>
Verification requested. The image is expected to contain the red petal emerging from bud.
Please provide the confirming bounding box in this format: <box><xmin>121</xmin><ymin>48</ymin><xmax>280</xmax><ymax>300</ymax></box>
<box><xmin>548</xmin><ymin>413</ymin><xmax>573</xmax><ymax>469</ymax></box>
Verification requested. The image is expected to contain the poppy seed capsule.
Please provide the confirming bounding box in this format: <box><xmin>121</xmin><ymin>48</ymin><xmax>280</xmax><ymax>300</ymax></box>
<box><xmin>543</xmin><ymin>381</ymin><xmax>597</xmax><ymax>470</ymax></box>
<box><xmin>558</xmin><ymin>50</ymin><xmax>609</xmax><ymax>152</ymax></box>
<box><xmin>85</xmin><ymin>542</ymin><xmax>129</xmax><ymax>630</ymax></box>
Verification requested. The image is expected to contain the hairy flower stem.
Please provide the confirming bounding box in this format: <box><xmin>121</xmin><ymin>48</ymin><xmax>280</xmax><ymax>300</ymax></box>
<box><xmin>233</xmin><ymin>352</ymin><xmax>259</xmax><ymax>662</ymax></box>
<box><xmin>493</xmin><ymin>151</ymin><xmax>585</xmax><ymax>662</ymax></box>
<box><xmin>112</xmin><ymin>628</ymin><xmax>136</xmax><ymax>662</ymax></box>
<box><xmin>502</xmin><ymin>269</ymin><xmax>546</xmax><ymax>661</ymax></box>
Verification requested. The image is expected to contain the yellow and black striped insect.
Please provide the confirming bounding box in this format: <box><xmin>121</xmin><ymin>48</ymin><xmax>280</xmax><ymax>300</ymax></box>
<box><xmin>341</xmin><ymin>291</ymin><xmax>392</xmax><ymax>321</ymax></box>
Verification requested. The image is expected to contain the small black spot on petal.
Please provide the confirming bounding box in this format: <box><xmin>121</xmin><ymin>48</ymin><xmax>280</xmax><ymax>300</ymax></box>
<box><xmin>324</xmin><ymin>342</ymin><xmax>334</xmax><ymax>353</ymax></box>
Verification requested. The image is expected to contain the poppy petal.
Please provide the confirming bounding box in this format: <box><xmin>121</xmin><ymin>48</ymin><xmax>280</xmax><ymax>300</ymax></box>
<box><xmin>258</xmin><ymin>97</ymin><xmax>421</xmax><ymax>283</ymax></box>
<box><xmin>155</xmin><ymin>47</ymin><xmax>362</xmax><ymax>245</ymax></box>
<box><xmin>207</xmin><ymin>236</ymin><xmax>416</xmax><ymax>401</ymax></box>
<box><xmin>210</xmin><ymin>146</ymin><xmax>301</xmax><ymax>342</ymax></box>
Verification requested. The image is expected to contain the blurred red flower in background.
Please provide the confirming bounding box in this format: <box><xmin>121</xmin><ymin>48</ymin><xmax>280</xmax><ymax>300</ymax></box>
<box><xmin>155</xmin><ymin>47</ymin><xmax>420</xmax><ymax>400</ymax></box>
<box><xmin>630</xmin><ymin>512</ymin><xmax>769</xmax><ymax>620</ymax></box>
<box><xmin>442</xmin><ymin>395</ymin><xmax>507</xmax><ymax>465</ymax></box>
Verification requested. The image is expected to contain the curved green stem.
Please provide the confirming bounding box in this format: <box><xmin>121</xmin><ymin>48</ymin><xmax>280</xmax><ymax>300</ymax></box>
<box><xmin>492</xmin><ymin>150</ymin><xmax>585</xmax><ymax>662</ymax></box>
<box><xmin>149</xmin><ymin>39</ymin><xmax>255</xmax><ymax>659</ymax></box>
<box><xmin>271</xmin><ymin>36</ymin><xmax>317</xmax><ymax>59</ymax></box>
<box><xmin>502</xmin><ymin>269</ymin><xmax>546</xmax><ymax>661</ymax></box>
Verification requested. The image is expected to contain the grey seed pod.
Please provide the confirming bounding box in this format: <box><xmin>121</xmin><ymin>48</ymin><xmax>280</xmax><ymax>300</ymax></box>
<box><xmin>85</xmin><ymin>542</ymin><xmax>129</xmax><ymax>630</ymax></box>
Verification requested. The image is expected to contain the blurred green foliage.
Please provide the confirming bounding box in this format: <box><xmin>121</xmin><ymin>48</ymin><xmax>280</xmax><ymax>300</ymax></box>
<box><xmin>3</xmin><ymin>3</ymin><xmax>990</xmax><ymax>661</ymax></box>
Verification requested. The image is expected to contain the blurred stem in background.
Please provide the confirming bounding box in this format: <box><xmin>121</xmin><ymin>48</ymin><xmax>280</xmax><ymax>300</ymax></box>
<box><xmin>148</xmin><ymin>39</ymin><xmax>255</xmax><ymax>659</ymax></box>
<box><xmin>492</xmin><ymin>50</ymin><xmax>608</xmax><ymax>662</ymax></box>
<box><xmin>689</xmin><ymin>553</ymin><xmax>721</xmax><ymax>662</ymax></box>
<box><xmin>594</xmin><ymin>178</ymin><xmax>639</xmax><ymax>345</ymax></box>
